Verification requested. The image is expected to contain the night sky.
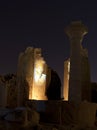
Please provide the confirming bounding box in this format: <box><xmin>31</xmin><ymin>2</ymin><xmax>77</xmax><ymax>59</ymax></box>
<box><xmin>0</xmin><ymin>0</ymin><xmax>97</xmax><ymax>84</ymax></box>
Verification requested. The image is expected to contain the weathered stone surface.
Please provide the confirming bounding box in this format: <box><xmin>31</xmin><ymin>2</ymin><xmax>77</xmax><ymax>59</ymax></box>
<box><xmin>0</xmin><ymin>74</ymin><xmax>17</xmax><ymax>108</ymax></box>
<box><xmin>78</xmin><ymin>101</ymin><xmax>97</xmax><ymax>128</ymax></box>
<box><xmin>17</xmin><ymin>47</ymin><xmax>48</xmax><ymax>106</ymax></box>
<box><xmin>39</xmin><ymin>101</ymin><xmax>97</xmax><ymax>129</ymax></box>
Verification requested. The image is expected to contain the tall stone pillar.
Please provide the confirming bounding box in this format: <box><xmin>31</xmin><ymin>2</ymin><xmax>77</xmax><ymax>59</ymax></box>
<box><xmin>17</xmin><ymin>47</ymin><xmax>34</xmax><ymax>106</ymax></box>
<box><xmin>63</xmin><ymin>59</ymin><xmax>70</xmax><ymax>100</ymax></box>
<box><xmin>65</xmin><ymin>21</ymin><xmax>88</xmax><ymax>102</ymax></box>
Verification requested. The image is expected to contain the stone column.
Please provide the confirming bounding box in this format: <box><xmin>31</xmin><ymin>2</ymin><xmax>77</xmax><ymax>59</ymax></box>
<box><xmin>63</xmin><ymin>59</ymin><xmax>70</xmax><ymax>100</ymax></box>
<box><xmin>65</xmin><ymin>21</ymin><xmax>88</xmax><ymax>102</ymax></box>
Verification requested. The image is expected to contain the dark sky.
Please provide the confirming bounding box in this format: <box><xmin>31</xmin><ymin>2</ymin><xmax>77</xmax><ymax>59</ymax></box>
<box><xmin>0</xmin><ymin>0</ymin><xmax>97</xmax><ymax>84</ymax></box>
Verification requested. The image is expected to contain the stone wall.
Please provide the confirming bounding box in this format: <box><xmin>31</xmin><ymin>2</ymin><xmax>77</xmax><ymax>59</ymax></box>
<box><xmin>40</xmin><ymin>101</ymin><xmax>97</xmax><ymax>128</ymax></box>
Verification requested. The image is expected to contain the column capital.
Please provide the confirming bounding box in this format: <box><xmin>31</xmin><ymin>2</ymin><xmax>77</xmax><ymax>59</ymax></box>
<box><xmin>65</xmin><ymin>21</ymin><xmax>88</xmax><ymax>39</ymax></box>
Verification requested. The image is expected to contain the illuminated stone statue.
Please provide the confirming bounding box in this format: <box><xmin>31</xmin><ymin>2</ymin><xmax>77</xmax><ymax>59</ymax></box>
<box><xmin>17</xmin><ymin>47</ymin><xmax>47</xmax><ymax>106</ymax></box>
<box><xmin>32</xmin><ymin>48</ymin><xmax>47</xmax><ymax>100</ymax></box>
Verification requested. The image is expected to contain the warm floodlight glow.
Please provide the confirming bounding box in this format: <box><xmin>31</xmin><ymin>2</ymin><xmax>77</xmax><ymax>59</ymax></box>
<box><xmin>67</xmin><ymin>61</ymin><xmax>70</xmax><ymax>80</ymax></box>
<box><xmin>63</xmin><ymin>60</ymin><xmax>70</xmax><ymax>101</ymax></box>
<box><xmin>68</xmin><ymin>62</ymin><xmax>70</xmax><ymax>72</ymax></box>
<box><xmin>30</xmin><ymin>58</ymin><xmax>47</xmax><ymax>100</ymax></box>
<box><xmin>34</xmin><ymin>67</ymin><xmax>43</xmax><ymax>82</ymax></box>
<box><xmin>34</xmin><ymin>60</ymin><xmax>46</xmax><ymax>83</ymax></box>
